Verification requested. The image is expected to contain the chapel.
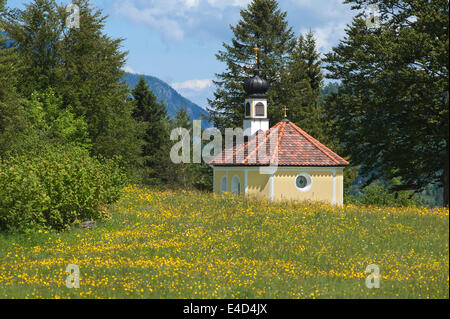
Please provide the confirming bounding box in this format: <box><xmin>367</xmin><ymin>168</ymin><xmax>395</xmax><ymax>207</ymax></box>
<box><xmin>210</xmin><ymin>48</ymin><xmax>349</xmax><ymax>205</ymax></box>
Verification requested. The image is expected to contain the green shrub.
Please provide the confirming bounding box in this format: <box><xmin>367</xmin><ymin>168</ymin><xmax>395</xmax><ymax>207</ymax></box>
<box><xmin>0</xmin><ymin>146</ymin><xmax>126</xmax><ymax>232</ymax></box>
<box><xmin>346</xmin><ymin>183</ymin><xmax>422</xmax><ymax>207</ymax></box>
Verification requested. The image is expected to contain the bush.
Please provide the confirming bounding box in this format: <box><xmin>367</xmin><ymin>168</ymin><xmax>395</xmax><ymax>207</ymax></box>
<box><xmin>0</xmin><ymin>146</ymin><xmax>126</xmax><ymax>232</ymax></box>
<box><xmin>346</xmin><ymin>183</ymin><xmax>422</xmax><ymax>207</ymax></box>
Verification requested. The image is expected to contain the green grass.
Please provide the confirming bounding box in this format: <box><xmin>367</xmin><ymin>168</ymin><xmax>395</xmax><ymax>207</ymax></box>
<box><xmin>0</xmin><ymin>185</ymin><xmax>448</xmax><ymax>299</ymax></box>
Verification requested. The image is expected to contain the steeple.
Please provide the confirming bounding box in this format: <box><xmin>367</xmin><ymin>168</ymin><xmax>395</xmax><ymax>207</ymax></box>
<box><xmin>243</xmin><ymin>47</ymin><xmax>269</xmax><ymax>98</ymax></box>
<box><xmin>243</xmin><ymin>46</ymin><xmax>270</xmax><ymax>137</ymax></box>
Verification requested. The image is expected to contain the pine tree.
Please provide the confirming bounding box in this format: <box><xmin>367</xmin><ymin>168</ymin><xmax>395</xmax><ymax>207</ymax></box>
<box><xmin>3</xmin><ymin>0</ymin><xmax>144</xmax><ymax>172</ymax></box>
<box><xmin>168</xmin><ymin>106</ymin><xmax>192</xmax><ymax>187</ymax></box>
<box><xmin>283</xmin><ymin>31</ymin><xmax>325</xmax><ymax>141</ymax></box>
<box><xmin>172</xmin><ymin>106</ymin><xmax>191</xmax><ymax>131</ymax></box>
<box><xmin>207</xmin><ymin>0</ymin><xmax>295</xmax><ymax>130</ymax></box>
<box><xmin>0</xmin><ymin>0</ymin><xmax>28</xmax><ymax>155</ymax></box>
<box><xmin>59</xmin><ymin>0</ymin><xmax>143</xmax><ymax>172</ymax></box>
<box><xmin>324</xmin><ymin>0</ymin><xmax>449</xmax><ymax>206</ymax></box>
<box><xmin>168</xmin><ymin>106</ymin><xmax>213</xmax><ymax>190</ymax></box>
<box><xmin>131</xmin><ymin>76</ymin><xmax>170</xmax><ymax>184</ymax></box>
<box><xmin>3</xmin><ymin>0</ymin><xmax>64</xmax><ymax>96</ymax></box>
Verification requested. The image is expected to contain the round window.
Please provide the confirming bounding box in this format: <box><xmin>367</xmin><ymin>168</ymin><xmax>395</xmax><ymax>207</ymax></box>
<box><xmin>295</xmin><ymin>173</ymin><xmax>312</xmax><ymax>192</ymax></box>
<box><xmin>296</xmin><ymin>176</ymin><xmax>308</xmax><ymax>189</ymax></box>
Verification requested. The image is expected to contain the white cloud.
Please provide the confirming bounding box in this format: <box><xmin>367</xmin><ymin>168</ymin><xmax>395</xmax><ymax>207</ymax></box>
<box><xmin>290</xmin><ymin>0</ymin><xmax>354</xmax><ymax>54</ymax></box>
<box><xmin>302</xmin><ymin>21</ymin><xmax>348</xmax><ymax>54</ymax></box>
<box><xmin>115</xmin><ymin>1</ymin><xmax>186</xmax><ymax>41</ymax></box>
<box><xmin>206</xmin><ymin>0</ymin><xmax>251</xmax><ymax>9</ymax></box>
<box><xmin>289</xmin><ymin>0</ymin><xmax>351</xmax><ymax>18</ymax></box>
<box><xmin>184</xmin><ymin>0</ymin><xmax>201</xmax><ymax>9</ymax></box>
<box><xmin>171</xmin><ymin>79</ymin><xmax>213</xmax><ymax>91</ymax></box>
<box><xmin>113</xmin><ymin>0</ymin><xmax>251</xmax><ymax>41</ymax></box>
<box><xmin>123</xmin><ymin>65</ymin><xmax>137</xmax><ymax>73</ymax></box>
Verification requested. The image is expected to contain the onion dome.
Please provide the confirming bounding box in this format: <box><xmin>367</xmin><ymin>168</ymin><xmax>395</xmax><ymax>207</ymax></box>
<box><xmin>243</xmin><ymin>66</ymin><xmax>269</xmax><ymax>97</ymax></box>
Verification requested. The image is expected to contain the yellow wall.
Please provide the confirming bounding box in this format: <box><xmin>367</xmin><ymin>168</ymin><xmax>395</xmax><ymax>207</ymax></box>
<box><xmin>336</xmin><ymin>170</ymin><xmax>344</xmax><ymax>206</ymax></box>
<box><xmin>213</xmin><ymin>167</ymin><xmax>344</xmax><ymax>205</ymax></box>
<box><xmin>275</xmin><ymin>169</ymin><xmax>344</xmax><ymax>205</ymax></box>
<box><xmin>274</xmin><ymin>171</ymin><xmax>328</xmax><ymax>204</ymax></box>
<box><xmin>214</xmin><ymin>169</ymin><xmax>245</xmax><ymax>195</ymax></box>
<box><xmin>247</xmin><ymin>171</ymin><xmax>270</xmax><ymax>199</ymax></box>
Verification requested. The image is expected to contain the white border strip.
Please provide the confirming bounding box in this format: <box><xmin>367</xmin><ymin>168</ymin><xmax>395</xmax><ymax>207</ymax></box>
<box><xmin>269</xmin><ymin>172</ymin><xmax>274</xmax><ymax>201</ymax></box>
<box><xmin>214</xmin><ymin>167</ymin><xmax>345</xmax><ymax>172</ymax></box>
<box><xmin>244</xmin><ymin>169</ymin><xmax>248</xmax><ymax>195</ymax></box>
<box><xmin>332</xmin><ymin>169</ymin><xmax>336</xmax><ymax>206</ymax></box>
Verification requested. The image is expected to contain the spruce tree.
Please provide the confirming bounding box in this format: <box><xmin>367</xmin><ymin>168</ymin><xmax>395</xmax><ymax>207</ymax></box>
<box><xmin>168</xmin><ymin>106</ymin><xmax>192</xmax><ymax>187</ymax></box>
<box><xmin>3</xmin><ymin>0</ymin><xmax>64</xmax><ymax>96</ymax></box>
<box><xmin>131</xmin><ymin>76</ymin><xmax>170</xmax><ymax>184</ymax></box>
<box><xmin>60</xmin><ymin>0</ymin><xmax>143</xmax><ymax>172</ymax></box>
<box><xmin>283</xmin><ymin>31</ymin><xmax>325</xmax><ymax>141</ymax></box>
<box><xmin>168</xmin><ymin>106</ymin><xmax>213</xmax><ymax>190</ymax></box>
<box><xmin>0</xmin><ymin>0</ymin><xmax>28</xmax><ymax>155</ymax></box>
<box><xmin>172</xmin><ymin>106</ymin><xmax>191</xmax><ymax>131</ymax></box>
<box><xmin>324</xmin><ymin>0</ymin><xmax>449</xmax><ymax>206</ymax></box>
<box><xmin>207</xmin><ymin>0</ymin><xmax>295</xmax><ymax>130</ymax></box>
<box><xmin>3</xmin><ymin>0</ymin><xmax>143</xmax><ymax>172</ymax></box>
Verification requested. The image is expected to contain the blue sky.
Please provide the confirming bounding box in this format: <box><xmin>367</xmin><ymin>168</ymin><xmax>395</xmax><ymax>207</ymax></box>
<box><xmin>6</xmin><ymin>0</ymin><xmax>359</xmax><ymax>109</ymax></box>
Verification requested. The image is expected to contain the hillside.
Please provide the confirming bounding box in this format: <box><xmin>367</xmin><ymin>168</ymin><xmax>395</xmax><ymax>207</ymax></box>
<box><xmin>0</xmin><ymin>186</ymin><xmax>448</xmax><ymax>299</ymax></box>
<box><xmin>122</xmin><ymin>73</ymin><xmax>210</xmax><ymax>127</ymax></box>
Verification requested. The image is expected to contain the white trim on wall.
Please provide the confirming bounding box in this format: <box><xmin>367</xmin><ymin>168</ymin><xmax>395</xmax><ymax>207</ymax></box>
<box><xmin>214</xmin><ymin>166</ymin><xmax>345</xmax><ymax>172</ymax></box>
<box><xmin>332</xmin><ymin>169</ymin><xmax>337</xmax><ymax>206</ymax></box>
<box><xmin>244</xmin><ymin>169</ymin><xmax>248</xmax><ymax>195</ymax></box>
<box><xmin>294</xmin><ymin>172</ymin><xmax>313</xmax><ymax>192</ymax></box>
<box><xmin>269</xmin><ymin>172</ymin><xmax>274</xmax><ymax>201</ymax></box>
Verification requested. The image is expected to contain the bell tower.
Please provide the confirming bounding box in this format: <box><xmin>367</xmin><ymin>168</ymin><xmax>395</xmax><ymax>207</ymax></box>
<box><xmin>243</xmin><ymin>47</ymin><xmax>269</xmax><ymax>137</ymax></box>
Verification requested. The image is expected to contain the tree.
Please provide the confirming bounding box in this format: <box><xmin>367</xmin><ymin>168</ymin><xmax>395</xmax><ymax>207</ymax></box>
<box><xmin>3</xmin><ymin>0</ymin><xmax>64</xmax><ymax>96</ymax></box>
<box><xmin>167</xmin><ymin>107</ymin><xmax>213</xmax><ymax>190</ymax></box>
<box><xmin>0</xmin><ymin>0</ymin><xmax>28</xmax><ymax>155</ymax></box>
<box><xmin>3</xmin><ymin>0</ymin><xmax>143</xmax><ymax>172</ymax></box>
<box><xmin>23</xmin><ymin>88</ymin><xmax>90</xmax><ymax>150</ymax></box>
<box><xmin>323</xmin><ymin>0</ymin><xmax>449</xmax><ymax>206</ymax></box>
<box><xmin>207</xmin><ymin>0</ymin><xmax>295</xmax><ymax>130</ymax></box>
<box><xmin>167</xmin><ymin>106</ymin><xmax>192</xmax><ymax>187</ymax></box>
<box><xmin>131</xmin><ymin>76</ymin><xmax>169</xmax><ymax>184</ymax></box>
<box><xmin>58</xmin><ymin>0</ymin><xmax>142</xmax><ymax>167</ymax></box>
<box><xmin>283</xmin><ymin>31</ymin><xmax>325</xmax><ymax>141</ymax></box>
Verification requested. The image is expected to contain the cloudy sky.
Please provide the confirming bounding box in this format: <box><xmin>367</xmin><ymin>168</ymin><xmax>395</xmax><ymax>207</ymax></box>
<box><xmin>7</xmin><ymin>0</ymin><xmax>359</xmax><ymax>109</ymax></box>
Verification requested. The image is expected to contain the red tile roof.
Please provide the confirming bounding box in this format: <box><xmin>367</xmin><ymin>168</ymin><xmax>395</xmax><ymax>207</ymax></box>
<box><xmin>210</xmin><ymin>120</ymin><xmax>349</xmax><ymax>167</ymax></box>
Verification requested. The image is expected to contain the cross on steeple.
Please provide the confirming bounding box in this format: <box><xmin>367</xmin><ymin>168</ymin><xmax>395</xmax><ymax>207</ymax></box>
<box><xmin>253</xmin><ymin>46</ymin><xmax>260</xmax><ymax>65</ymax></box>
<box><xmin>243</xmin><ymin>46</ymin><xmax>269</xmax><ymax>137</ymax></box>
<box><xmin>283</xmin><ymin>106</ymin><xmax>288</xmax><ymax>118</ymax></box>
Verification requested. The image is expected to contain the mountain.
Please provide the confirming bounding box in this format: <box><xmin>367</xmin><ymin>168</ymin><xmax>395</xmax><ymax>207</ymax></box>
<box><xmin>122</xmin><ymin>73</ymin><xmax>210</xmax><ymax>127</ymax></box>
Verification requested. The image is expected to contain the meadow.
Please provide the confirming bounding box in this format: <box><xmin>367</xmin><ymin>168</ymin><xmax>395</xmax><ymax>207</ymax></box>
<box><xmin>0</xmin><ymin>185</ymin><xmax>448</xmax><ymax>299</ymax></box>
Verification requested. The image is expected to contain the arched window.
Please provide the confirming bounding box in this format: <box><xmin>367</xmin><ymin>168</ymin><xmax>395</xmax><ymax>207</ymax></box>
<box><xmin>245</xmin><ymin>102</ymin><xmax>251</xmax><ymax>117</ymax></box>
<box><xmin>255</xmin><ymin>102</ymin><xmax>265</xmax><ymax>116</ymax></box>
<box><xmin>220</xmin><ymin>176</ymin><xmax>228</xmax><ymax>194</ymax></box>
<box><xmin>231</xmin><ymin>175</ymin><xmax>241</xmax><ymax>195</ymax></box>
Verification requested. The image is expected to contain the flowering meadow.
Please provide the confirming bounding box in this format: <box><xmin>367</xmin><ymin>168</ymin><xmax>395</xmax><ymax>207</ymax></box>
<box><xmin>0</xmin><ymin>185</ymin><xmax>448</xmax><ymax>299</ymax></box>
